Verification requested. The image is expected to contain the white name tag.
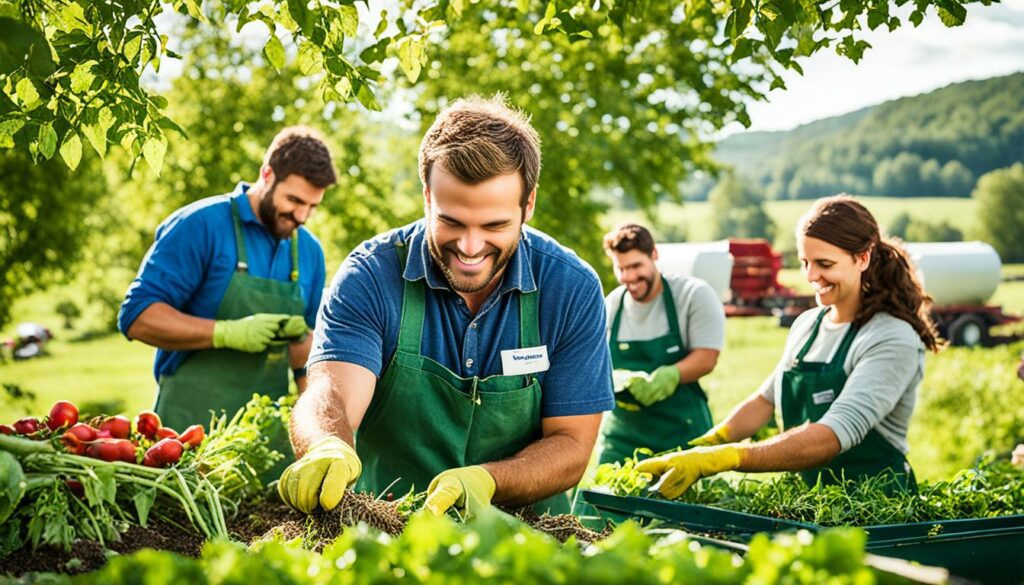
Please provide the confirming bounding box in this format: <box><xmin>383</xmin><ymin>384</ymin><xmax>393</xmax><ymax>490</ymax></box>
<box><xmin>666</xmin><ymin>345</ymin><xmax>680</xmax><ymax>353</ymax></box>
<box><xmin>812</xmin><ymin>389</ymin><xmax>836</xmax><ymax>405</ymax></box>
<box><xmin>501</xmin><ymin>345</ymin><xmax>550</xmax><ymax>376</ymax></box>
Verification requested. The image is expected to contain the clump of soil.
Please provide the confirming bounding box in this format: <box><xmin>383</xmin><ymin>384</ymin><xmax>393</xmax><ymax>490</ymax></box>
<box><xmin>505</xmin><ymin>508</ymin><xmax>612</xmax><ymax>545</ymax></box>
<box><xmin>0</xmin><ymin>520</ymin><xmax>203</xmax><ymax>577</ymax></box>
<box><xmin>253</xmin><ymin>492</ymin><xmax>407</xmax><ymax>551</ymax></box>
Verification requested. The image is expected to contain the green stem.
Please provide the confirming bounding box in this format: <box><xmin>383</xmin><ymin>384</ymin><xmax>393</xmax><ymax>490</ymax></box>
<box><xmin>68</xmin><ymin>492</ymin><xmax>106</xmax><ymax>547</ymax></box>
<box><xmin>0</xmin><ymin>434</ymin><xmax>56</xmax><ymax>456</ymax></box>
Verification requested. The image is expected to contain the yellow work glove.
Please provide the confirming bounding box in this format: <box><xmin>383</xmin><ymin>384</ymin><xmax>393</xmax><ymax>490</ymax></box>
<box><xmin>688</xmin><ymin>423</ymin><xmax>733</xmax><ymax>447</ymax></box>
<box><xmin>276</xmin><ymin>315</ymin><xmax>309</xmax><ymax>340</ymax></box>
<box><xmin>424</xmin><ymin>465</ymin><xmax>496</xmax><ymax>520</ymax></box>
<box><xmin>635</xmin><ymin>445</ymin><xmax>743</xmax><ymax>499</ymax></box>
<box><xmin>629</xmin><ymin>365</ymin><xmax>681</xmax><ymax>406</ymax></box>
<box><xmin>612</xmin><ymin>369</ymin><xmax>648</xmax><ymax>393</ymax></box>
<box><xmin>212</xmin><ymin>313</ymin><xmax>290</xmax><ymax>353</ymax></box>
<box><xmin>278</xmin><ymin>436</ymin><xmax>362</xmax><ymax>514</ymax></box>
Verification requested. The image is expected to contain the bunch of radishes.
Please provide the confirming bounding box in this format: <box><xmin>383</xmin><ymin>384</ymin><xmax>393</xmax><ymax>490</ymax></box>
<box><xmin>1</xmin><ymin>401</ymin><xmax>205</xmax><ymax>468</ymax></box>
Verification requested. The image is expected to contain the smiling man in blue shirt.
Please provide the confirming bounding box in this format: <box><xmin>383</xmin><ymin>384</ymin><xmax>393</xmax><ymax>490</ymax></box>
<box><xmin>277</xmin><ymin>97</ymin><xmax>615</xmax><ymax>518</ymax></box>
<box><xmin>118</xmin><ymin>128</ymin><xmax>335</xmax><ymax>469</ymax></box>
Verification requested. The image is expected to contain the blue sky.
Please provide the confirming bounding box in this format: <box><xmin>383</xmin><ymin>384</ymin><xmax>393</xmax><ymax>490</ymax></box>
<box><xmin>737</xmin><ymin>0</ymin><xmax>1024</xmax><ymax>133</ymax></box>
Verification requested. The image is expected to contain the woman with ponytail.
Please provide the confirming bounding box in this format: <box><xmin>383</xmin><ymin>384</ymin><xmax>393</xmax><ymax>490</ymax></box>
<box><xmin>635</xmin><ymin>195</ymin><xmax>943</xmax><ymax>498</ymax></box>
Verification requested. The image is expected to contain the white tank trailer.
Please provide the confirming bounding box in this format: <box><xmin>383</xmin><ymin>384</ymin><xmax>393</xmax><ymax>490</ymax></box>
<box><xmin>655</xmin><ymin>240</ymin><xmax>734</xmax><ymax>303</ymax></box>
<box><xmin>903</xmin><ymin>241</ymin><xmax>1018</xmax><ymax>347</ymax></box>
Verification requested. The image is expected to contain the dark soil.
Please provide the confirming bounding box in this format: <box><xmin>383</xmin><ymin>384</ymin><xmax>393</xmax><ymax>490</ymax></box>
<box><xmin>504</xmin><ymin>508</ymin><xmax>612</xmax><ymax>546</ymax></box>
<box><xmin>251</xmin><ymin>492</ymin><xmax>407</xmax><ymax>551</ymax></box>
<box><xmin>0</xmin><ymin>519</ymin><xmax>202</xmax><ymax>577</ymax></box>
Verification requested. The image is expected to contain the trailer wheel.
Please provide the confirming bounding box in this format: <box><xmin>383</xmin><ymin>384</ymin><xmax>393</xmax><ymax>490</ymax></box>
<box><xmin>947</xmin><ymin>314</ymin><xmax>989</xmax><ymax>347</ymax></box>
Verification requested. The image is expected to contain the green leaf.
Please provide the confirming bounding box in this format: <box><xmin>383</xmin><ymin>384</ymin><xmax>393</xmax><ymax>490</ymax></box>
<box><xmin>263</xmin><ymin>34</ymin><xmax>286</xmax><ymax>73</ymax></box>
<box><xmin>732</xmin><ymin>37</ymin><xmax>755</xmax><ymax>61</ymax></box>
<box><xmin>59</xmin><ymin>131</ymin><xmax>82</xmax><ymax>169</ymax></box>
<box><xmin>0</xmin><ymin>118</ymin><xmax>25</xmax><ymax>148</ymax></box>
<box><xmin>143</xmin><ymin>135</ymin><xmax>167</xmax><ymax>174</ymax></box>
<box><xmin>124</xmin><ymin>34</ymin><xmax>142</xmax><ymax>62</ymax></box>
<box><xmin>287</xmin><ymin>0</ymin><xmax>315</xmax><ymax>37</ymax></box>
<box><xmin>770</xmin><ymin>76</ymin><xmax>787</xmax><ymax>90</ymax></box>
<box><xmin>70</xmin><ymin>60</ymin><xmax>97</xmax><ymax>94</ymax></box>
<box><xmin>354</xmin><ymin>80</ymin><xmax>381</xmax><ymax>111</ymax></box>
<box><xmin>297</xmin><ymin>42</ymin><xmax>322</xmax><ymax>75</ymax></box>
<box><xmin>38</xmin><ymin>123</ymin><xmax>57</xmax><ymax>159</ymax></box>
<box><xmin>82</xmin><ymin>122</ymin><xmax>107</xmax><ymax>158</ymax></box>
<box><xmin>133</xmin><ymin>488</ymin><xmax>156</xmax><ymax>526</ymax></box>
<box><xmin>936</xmin><ymin>0</ymin><xmax>966</xmax><ymax>26</ymax></box>
<box><xmin>16</xmin><ymin>78</ymin><xmax>40</xmax><ymax>110</ymax></box>
<box><xmin>183</xmin><ymin>0</ymin><xmax>207</xmax><ymax>22</ymax></box>
<box><xmin>396</xmin><ymin>37</ymin><xmax>422</xmax><ymax>83</ymax></box>
<box><xmin>339</xmin><ymin>5</ymin><xmax>359</xmax><ymax>37</ymax></box>
<box><xmin>0</xmin><ymin>452</ymin><xmax>25</xmax><ymax>524</ymax></box>
<box><xmin>83</xmin><ymin>466</ymin><xmax>117</xmax><ymax>506</ymax></box>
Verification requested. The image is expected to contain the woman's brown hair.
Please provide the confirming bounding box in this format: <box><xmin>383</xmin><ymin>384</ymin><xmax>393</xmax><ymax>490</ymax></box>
<box><xmin>798</xmin><ymin>195</ymin><xmax>945</xmax><ymax>352</ymax></box>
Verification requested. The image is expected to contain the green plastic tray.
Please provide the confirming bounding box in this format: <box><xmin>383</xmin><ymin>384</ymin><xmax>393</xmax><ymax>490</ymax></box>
<box><xmin>581</xmin><ymin>490</ymin><xmax>1024</xmax><ymax>584</ymax></box>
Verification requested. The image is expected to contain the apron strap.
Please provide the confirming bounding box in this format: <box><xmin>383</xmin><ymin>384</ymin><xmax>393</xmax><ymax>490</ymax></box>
<box><xmin>290</xmin><ymin>229</ymin><xmax>299</xmax><ymax>282</ymax></box>
<box><xmin>394</xmin><ymin>238</ymin><xmax>425</xmax><ymax>356</ymax></box>
<box><xmin>794</xmin><ymin>307</ymin><xmax>830</xmax><ymax>363</ymax></box>
<box><xmin>230</xmin><ymin>197</ymin><xmax>249</xmax><ymax>273</ymax></box>
<box><xmin>610</xmin><ymin>288</ymin><xmax>627</xmax><ymax>343</ymax></box>
<box><xmin>518</xmin><ymin>289</ymin><xmax>540</xmax><ymax>386</ymax></box>
<box><xmin>659</xmin><ymin>276</ymin><xmax>683</xmax><ymax>343</ymax></box>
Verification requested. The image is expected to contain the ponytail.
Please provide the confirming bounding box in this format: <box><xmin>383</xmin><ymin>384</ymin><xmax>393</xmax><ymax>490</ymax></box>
<box><xmin>858</xmin><ymin>238</ymin><xmax>945</xmax><ymax>352</ymax></box>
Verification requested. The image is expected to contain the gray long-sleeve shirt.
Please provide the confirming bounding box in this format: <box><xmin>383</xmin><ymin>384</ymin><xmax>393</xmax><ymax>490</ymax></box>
<box><xmin>759</xmin><ymin>308</ymin><xmax>925</xmax><ymax>454</ymax></box>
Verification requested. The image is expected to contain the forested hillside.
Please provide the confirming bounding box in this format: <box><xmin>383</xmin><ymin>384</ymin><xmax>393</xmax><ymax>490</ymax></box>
<box><xmin>709</xmin><ymin>72</ymin><xmax>1024</xmax><ymax>199</ymax></box>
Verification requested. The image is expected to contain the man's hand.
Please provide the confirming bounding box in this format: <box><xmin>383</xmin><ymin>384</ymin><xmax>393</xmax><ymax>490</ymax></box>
<box><xmin>424</xmin><ymin>466</ymin><xmax>496</xmax><ymax>519</ymax></box>
<box><xmin>278</xmin><ymin>315</ymin><xmax>309</xmax><ymax>340</ymax></box>
<box><xmin>688</xmin><ymin>423</ymin><xmax>733</xmax><ymax>447</ymax></box>
<box><xmin>629</xmin><ymin>365</ymin><xmax>680</xmax><ymax>406</ymax></box>
<box><xmin>278</xmin><ymin>436</ymin><xmax>362</xmax><ymax>513</ymax></box>
<box><xmin>612</xmin><ymin>369</ymin><xmax>648</xmax><ymax>393</ymax></box>
<box><xmin>1012</xmin><ymin>444</ymin><xmax>1024</xmax><ymax>468</ymax></box>
<box><xmin>212</xmin><ymin>313</ymin><xmax>291</xmax><ymax>352</ymax></box>
<box><xmin>635</xmin><ymin>445</ymin><xmax>743</xmax><ymax>499</ymax></box>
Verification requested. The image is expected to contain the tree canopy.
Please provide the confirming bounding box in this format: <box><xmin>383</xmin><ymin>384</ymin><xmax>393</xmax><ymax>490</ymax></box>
<box><xmin>0</xmin><ymin>0</ymin><xmax>989</xmax><ymax>174</ymax></box>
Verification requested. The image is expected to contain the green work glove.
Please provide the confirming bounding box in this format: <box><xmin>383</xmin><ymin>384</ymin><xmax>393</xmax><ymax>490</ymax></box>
<box><xmin>612</xmin><ymin>369</ymin><xmax>648</xmax><ymax>393</ymax></box>
<box><xmin>212</xmin><ymin>313</ymin><xmax>290</xmax><ymax>353</ymax></box>
<box><xmin>424</xmin><ymin>465</ymin><xmax>496</xmax><ymax>520</ymax></box>
<box><xmin>278</xmin><ymin>436</ymin><xmax>362</xmax><ymax>514</ymax></box>
<box><xmin>635</xmin><ymin>445</ymin><xmax>743</xmax><ymax>499</ymax></box>
<box><xmin>688</xmin><ymin>423</ymin><xmax>733</xmax><ymax>447</ymax></box>
<box><xmin>629</xmin><ymin>365</ymin><xmax>681</xmax><ymax>406</ymax></box>
<box><xmin>277</xmin><ymin>315</ymin><xmax>309</xmax><ymax>340</ymax></box>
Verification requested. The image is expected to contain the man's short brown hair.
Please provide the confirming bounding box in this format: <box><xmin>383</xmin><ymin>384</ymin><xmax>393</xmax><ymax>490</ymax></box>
<box><xmin>264</xmin><ymin>126</ymin><xmax>337</xmax><ymax>188</ymax></box>
<box><xmin>603</xmin><ymin>223</ymin><xmax>656</xmax><ymax>256</ymax></box>
<box><xmin>419</xmin><ymin>95</ymin><xmax>541</xmax><ymax>207</ymax></box>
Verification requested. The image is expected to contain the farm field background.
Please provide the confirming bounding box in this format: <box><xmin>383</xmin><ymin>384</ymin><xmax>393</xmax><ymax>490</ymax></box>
<box><xmin>2</xmin><ymin>196</ymin><xmax>1024</xmax><ymax>485</ymax></box>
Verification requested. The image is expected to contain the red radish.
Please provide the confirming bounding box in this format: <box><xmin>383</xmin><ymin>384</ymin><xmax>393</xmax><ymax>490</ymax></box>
<box><xmin>13</xmin><ymin>418</ymin><xmax>39</xmax><ymax>435</ymax></box>
<box><xmin>143</xmin><ymin>438</ymin><xmax>184</xmax><ymax>468</ymax></box>
<box><xmin>134</xmin><ymin>411</ymin><xmax>161</xmax><ymax>439</ymax></box>
<box><xmin>86</xmin><ymin>438</ymin><xmax>137</xmax><ymax>463</ymax></box>
<box><xmin>0</xmin><ymin>424</ymin><xmax>14</xmax><ymax>435</ymax></box>
<box><xmin>46</xmin><ymin>401</ymin><xmax>79</xmax><ymax>431</ymax></box>
<box><xmin>155</xmin><ymin>427</ymin><xmax>178</xmax><ymax>440</ymax></box>
<box><xmin>177</xmin><ymin>425</ymin><xmax>205</xmax><ymax>448</ymax></box>
<box><xmin>99</xmin><ymin>415</ymin><xmax>131</xmax><ymax>439</ymax></box>
<box><xmin>65</xmin><ymin>423</ymin><xmax>98</xmax><ymax>442</ymax></box>
<box><xmin>61</xmin><ymin>424</ymin><xmax>98</xmax><ymax>455</ymax></box>
<box><xmin>95</xmin><ymin>429</ymin><xmax>113</xmax><ymax>439</ymax></box>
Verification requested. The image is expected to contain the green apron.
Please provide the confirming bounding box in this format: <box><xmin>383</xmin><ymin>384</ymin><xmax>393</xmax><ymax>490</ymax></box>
<box><xmin>155</xmin><ymin>197</ymin><xmax>305</xmax><ymax>481</ymax></box>
<box><xmin>781</xmin><ymin>307</ymin><xmax>916</xmax><ymax>491</ymax></box>
<box><xmin>354</xmin><ymin>238</ymin><xmax>569</xmax><ymax>514</ymax></box>
<box><xmin>598</xmin><ymin>277</ymin><xmax>713</xmax><ymax>465</ymax></box>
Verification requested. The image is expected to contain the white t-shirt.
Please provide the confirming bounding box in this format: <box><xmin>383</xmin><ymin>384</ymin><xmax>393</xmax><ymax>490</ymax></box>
<box><xmin>605</xmin><ymin>273</ymin><xmax>725</xmax><ymax>351</ymax></box>
<box><xmin>759</xmin><ymin>308</ymin><xmax>925</xmax><ymax>454</ymax></box>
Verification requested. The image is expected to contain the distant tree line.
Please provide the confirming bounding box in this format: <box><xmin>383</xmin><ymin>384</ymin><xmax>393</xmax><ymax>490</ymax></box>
<box><xmin>702</xmin><ymin>73</ymin><xmax>1024</xmax><ymax>200</ymax></box>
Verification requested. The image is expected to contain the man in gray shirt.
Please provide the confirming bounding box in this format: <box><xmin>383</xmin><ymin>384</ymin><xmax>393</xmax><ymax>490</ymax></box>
<box><xmin>597</xmin><ymin>223</ymin><xmax>726</xmax><ymax>465</ymax></box>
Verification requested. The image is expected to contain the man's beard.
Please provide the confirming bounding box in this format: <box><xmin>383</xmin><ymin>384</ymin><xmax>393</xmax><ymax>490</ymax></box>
<box><xmin>427</xmin><ymin>231</ymin><xmax>520</xmax><ymax>294</ymax></box>
<box><xmin>258</xmin><ymin>183</ymin><xmax>300</xmax><ymax>239</ymax></box>
<box><xmin>628</xmin><ymin>275</ymin><xmax>656</xmax><ymax>302</ymax></box>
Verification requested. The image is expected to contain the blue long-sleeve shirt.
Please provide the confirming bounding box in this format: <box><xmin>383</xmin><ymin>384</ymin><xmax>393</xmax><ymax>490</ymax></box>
<box><xmin>119</xmin><ymin>183</ymin><xmax>326</xmax><ymax>381</ymax></box>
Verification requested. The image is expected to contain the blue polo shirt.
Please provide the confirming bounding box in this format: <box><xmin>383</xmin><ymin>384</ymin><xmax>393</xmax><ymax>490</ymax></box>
<box><xmin>118</xmin><ymin>183</ymin><xmax>326</xmax><ymax>381</ymax></box>
<box><xmin>309</xmin><ymin>220</ymin><xmax>615</xmax><ymax>418</ymax></box>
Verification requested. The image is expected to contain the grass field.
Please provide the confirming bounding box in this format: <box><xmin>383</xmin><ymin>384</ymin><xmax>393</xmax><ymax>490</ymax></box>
<box><xmin>608</xmin><ymin>196</ymin><xmax>979</xmax><ymax>244</ymax></box>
